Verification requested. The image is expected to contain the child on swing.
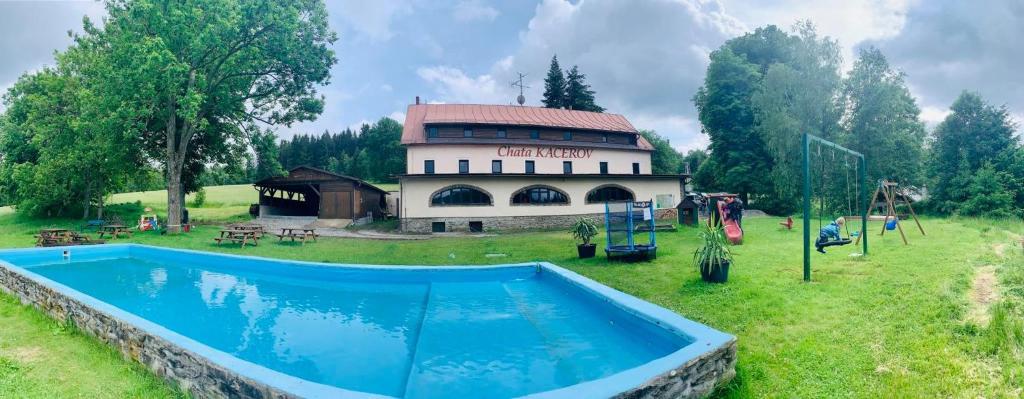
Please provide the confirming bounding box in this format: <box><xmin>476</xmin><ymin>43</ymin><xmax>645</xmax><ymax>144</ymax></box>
<box><xmin>815</xmin><ymin>217</ymin><xmax>845</xmax><ymax>254</ymax></box>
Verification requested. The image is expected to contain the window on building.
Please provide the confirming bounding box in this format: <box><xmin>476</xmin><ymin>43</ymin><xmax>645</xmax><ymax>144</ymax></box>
<box><xmin>431</xmin><ymin>186</ymin><xmax>492</xmax><ymax>206</ymax></box>
<box><xmin>427</xmin><ymin>127</ymin><xmax>439</xmax><ymax>138</ymax></box>
<box><xmin>463</xmin><ymin>127</ymin><xmax>473</xmax><ymax>138</ymax></box>
<box><xmin>424</xmin><ymin>160</ymin><xmax>435</xmax><ymax>174</ymax></box>
<box><xmin>586</xmin><ymin>186</ymin><xmax>635</xmax><ymax>203</ymax></box>
<box><xmin>468</xmin><ymin>221</ymin><xmax>483</xmax><ymax>232</ymax></box>
<box><xmin>632</xmin><ymin>162</ymin><xmax>640</xmax><ymax>175</ymax></box>
<box><xmin>629</xmin><ymin>135</ymin><xmax>638</xmax><ymax>145</ymax></box>
<box><xmin>602</xmin><ymin>133</ymin><xmax>608</xmax><ymax>143</ymax></box>
<box><xmin>511</xmin><ymin>186</ymin><xmax>570</xmax><ymax>205</ymax></box>
<box><xmin>562</xmin><ymin>161</ymin><xmax>573</xmax><ymax>174</ymax></box>
<box><xmin>563</xmin><ymin>131</ymin><xmax>573</xmax><ymax>141</ymax></box>
<box><xmin>431</xmin><ymin>222</ymin><xmax>446</xmax><ymax>232</ymax></box>
<box><xmin>599</xmin><ymin>162</ymin><xmax>609</xmax><ymax>175</ymax></box>
<box><xmin>497</xmin><ymin>128</ymin><xmax>507</xmax><ymax>138</ymax></box>
<box><xmin>491</xmin><ymin>160</ymin><xmax>502</xmax><ymax>174</ymax></box>
<box><xmin>459</xmin><ymin>160</ymin><xmax>469</xmax><ymax>174</ymax></box>
<box><xmin>525</xmin><ymin>160</ymin><xmax>535</xmax><ymax>174</ymax></box>
<box><xmin>530</xmin><ymin>130</ymin><xmax>539</xmax><ymax>139</ymax></box>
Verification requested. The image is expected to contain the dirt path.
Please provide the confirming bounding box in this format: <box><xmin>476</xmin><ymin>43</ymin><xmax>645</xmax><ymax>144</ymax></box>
<box><xmin>968</xmin><ymin>265</ymin><xmax>999</xmax><ymax>326</ymax></box>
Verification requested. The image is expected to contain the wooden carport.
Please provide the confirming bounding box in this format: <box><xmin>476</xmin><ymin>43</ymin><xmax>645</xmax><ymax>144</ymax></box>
<box><xmin>253</xmin><ymin>166</ymin><xmax>388</xmax><ymax>221</ymax></box>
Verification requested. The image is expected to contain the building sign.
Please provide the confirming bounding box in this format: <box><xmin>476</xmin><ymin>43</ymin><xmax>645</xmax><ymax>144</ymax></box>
<box><xmin>497</xmin><ymin>145</ymin><xmax>594</xmax><ymax>159</ymax></box>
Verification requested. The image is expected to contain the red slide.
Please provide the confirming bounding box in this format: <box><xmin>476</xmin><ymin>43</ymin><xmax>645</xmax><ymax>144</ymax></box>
<box><xmin>716</xmin><ymin>201</ymin><xmax>743</xmax><ymax>244</ymax></box>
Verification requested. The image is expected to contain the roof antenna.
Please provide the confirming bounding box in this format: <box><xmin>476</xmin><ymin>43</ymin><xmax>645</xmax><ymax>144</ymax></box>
<box><xmin>510</xmin><ymin>72</ymin><xmax>528</xmax><ymax>105</ymax></box>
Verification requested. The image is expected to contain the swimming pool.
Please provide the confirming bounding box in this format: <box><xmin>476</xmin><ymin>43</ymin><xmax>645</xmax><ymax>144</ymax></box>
<box><xmin>0</xmin><ymin>245</ymin><xmax>735</xmax><ymax>398</ymax></box>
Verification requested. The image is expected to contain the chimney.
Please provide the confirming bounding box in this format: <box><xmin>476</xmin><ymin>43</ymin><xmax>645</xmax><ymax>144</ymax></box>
<box><xmin>415</xmin><ymin>96</ymin><xmax>420</xmax><ymax>105</ymax></box>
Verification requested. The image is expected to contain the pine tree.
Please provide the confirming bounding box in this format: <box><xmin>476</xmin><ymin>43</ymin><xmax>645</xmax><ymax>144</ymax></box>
<box><xmin>541</xmin><ymin>55</ymin><xmax>566</xmax><ymax>109</ymax></box>
<box><xmin>564</xmin><ymin>65</ymin><xmax>604</xmax><ymax>112</ymax></box>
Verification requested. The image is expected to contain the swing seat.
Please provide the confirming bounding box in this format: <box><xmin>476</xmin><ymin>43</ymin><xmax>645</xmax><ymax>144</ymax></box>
<box><xmin>819</xmin><ymin>239</ymin><xmax>852</xmax><ymax>248</ymax></box>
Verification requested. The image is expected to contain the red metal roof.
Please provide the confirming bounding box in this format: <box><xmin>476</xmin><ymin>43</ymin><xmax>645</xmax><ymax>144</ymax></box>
<box><xmin>401</xmin><ymin>104</ymin><xmax>651</xmax><ymax>150</ymax></box>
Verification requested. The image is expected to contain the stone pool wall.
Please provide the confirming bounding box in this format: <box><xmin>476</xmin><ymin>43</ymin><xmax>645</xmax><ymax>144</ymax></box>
<box><xmin>615</xmin><ymin>338</ymin><xmax>737</xmax><ymax>399</ymax></box>
<box><xmin>0</xmin><ymin>265</ymin><xmax>292</xmax><ymax>399</ymax></box>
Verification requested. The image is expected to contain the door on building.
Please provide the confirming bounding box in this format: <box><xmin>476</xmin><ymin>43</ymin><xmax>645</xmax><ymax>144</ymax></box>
<box><xmin>320</xmin><ymin>190</ymin><xmax>353</xmax><ymax>219</ymax></box>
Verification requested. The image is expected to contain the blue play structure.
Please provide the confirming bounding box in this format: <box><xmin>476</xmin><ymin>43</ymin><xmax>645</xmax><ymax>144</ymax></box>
<box><xmin>604</xmin><ymin>200</ymin><xmax>657</xmax><ymax>260</ymax></box>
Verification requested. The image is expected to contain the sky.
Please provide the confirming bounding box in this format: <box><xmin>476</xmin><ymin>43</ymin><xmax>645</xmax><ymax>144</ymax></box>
<box><xmin>1</xmin><ymin>0</ymin><xmax>1021</xmax><ymax>152</ymax></box>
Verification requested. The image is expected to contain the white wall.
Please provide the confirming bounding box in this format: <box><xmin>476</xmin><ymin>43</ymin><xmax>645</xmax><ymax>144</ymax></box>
<box><xmin>399</xmin><ymin>176</ymin><xmax>680</xmax><ymax>218</ymax></box>
<box><xmin>406</xmin><ymin>144</ymin><xmax>652</xmax><ymax>175</ymax></box>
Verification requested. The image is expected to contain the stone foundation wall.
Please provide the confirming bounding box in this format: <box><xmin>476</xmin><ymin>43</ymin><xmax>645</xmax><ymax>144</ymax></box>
<box><xmin>403</xmin><ymin>208</ymin><xmax>677</xmax><ymax>233</ymax></box>
<box><xmin>0</xmin><ymin>265</ymin><xmax>292</xmax><ymax>399</ymax></box>
<box><xmin>615</xmin><ymin>339</ymin><xmax>737</xmax><ymax>399</ymax></box>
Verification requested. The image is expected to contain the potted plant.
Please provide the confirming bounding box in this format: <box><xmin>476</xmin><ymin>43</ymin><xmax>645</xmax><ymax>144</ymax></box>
<box><xmin>693</xmin><ymin>220</ymin><xmax>733</xmax><ymax>283</ymax></box>
<box><xmin>570</xmin><ymin>217</ymin><xmax>599</xmax><ymax>258</ymax></box>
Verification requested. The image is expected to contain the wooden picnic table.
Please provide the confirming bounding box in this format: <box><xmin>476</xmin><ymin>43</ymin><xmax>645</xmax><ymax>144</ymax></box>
<box><xmin>35</xmin><ymin>229</ymin><xmax>70</xmax><ymax>246</ymax></box>
<box><xmin>35</xmin><ymin>229</ymin><xmax>104</xmax><ymax>247</ymax></box>
<box><xmin>214</xmin><ymin>228</ymin><xmax>260</xmax><ymax>247</ymax></box>
<box><xmin>275</xmin><ymin>228</ymin><xmax>318</xmax><ymax>245</ymax></box>
<box><xmin>98</xmin><ymin>224</ymin><xmax>133</xmax><ymax>239</ymax></box>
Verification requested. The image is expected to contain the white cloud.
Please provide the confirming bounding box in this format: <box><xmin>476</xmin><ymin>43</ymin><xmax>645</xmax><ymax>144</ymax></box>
<box><xmin>388</xmin><ymin>111</ymin><xmax>407</xmax><ymax>123</ymax></box>
<box><xmin>453</xmin><ymin>0</ymin><xmax>499</xmax><ymax>22</ymax></box>
<box><xmin>919</xmin><ymin>105</ymin><xmax>950</xmax><ymax>128</ymax></box>
<box><xmin>416</xmin><ymin>66</ymin><xmax>510</xmax><ymax>104</ymax></box>
<box><xmin>867</xmin><ymin>0</ymin><xmax>1024</xmax><ymax>125</ymax></box>
<box><xmin>721</xmin><ymin>0</ymin><xmax>917</xmax><ymax>69</ymax></box>
<box><xmin>415</xmin><ymin>0</ymin><xmax>744</xmax><ymax>148</ymax></box>
<box><xmin>333</xmin><ymin>0</ymin><xmax>412</xmax><ymax>41</ymax></box>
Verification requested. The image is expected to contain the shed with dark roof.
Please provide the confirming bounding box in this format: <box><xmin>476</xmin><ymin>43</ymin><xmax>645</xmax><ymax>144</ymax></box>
<box><xmin>253</xmin><ymin>166</ymin><xmax>388</xmax><ymax>220</ymax></box>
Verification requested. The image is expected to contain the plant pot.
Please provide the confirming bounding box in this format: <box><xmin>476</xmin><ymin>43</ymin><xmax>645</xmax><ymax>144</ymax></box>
<box><xmin>700</xmin><ymin>260</ymin><xmax>730</xmax><ymax>283</ymax></box>
<box><xmin>577</xmin><ymin>243</ymin><xmax>597</xmax><ymax>258</ymax></box>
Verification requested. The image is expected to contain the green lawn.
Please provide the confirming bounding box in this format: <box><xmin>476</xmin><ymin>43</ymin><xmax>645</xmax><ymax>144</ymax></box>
<box><xmin>0</xmin><ymin>192</ymin><xmax>1022</xmax><ymax>397</ymax></box>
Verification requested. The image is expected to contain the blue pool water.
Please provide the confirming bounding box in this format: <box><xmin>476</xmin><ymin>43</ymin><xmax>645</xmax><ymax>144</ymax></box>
<box><xmin>0</xmin><ymin>245</ymin><xmax>728</xmax><ymax>398</ymax></box>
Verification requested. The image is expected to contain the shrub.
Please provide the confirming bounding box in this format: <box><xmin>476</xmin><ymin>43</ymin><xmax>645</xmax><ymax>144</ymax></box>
<box><xmin>189</xmin><ymin>188</ymin><xmax>207</xmax><ymax>208</ymax></box>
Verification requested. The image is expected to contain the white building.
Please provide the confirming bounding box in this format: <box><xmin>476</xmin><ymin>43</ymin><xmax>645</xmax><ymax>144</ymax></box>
<box><xmin>398</xmin><ymin>102</ymin><xmax>684</xmax><ymax>232</ymax></box>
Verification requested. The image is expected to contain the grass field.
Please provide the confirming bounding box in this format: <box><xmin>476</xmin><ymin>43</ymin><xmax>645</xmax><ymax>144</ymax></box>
<box><xmin>0</xmin><ymin>186</ymin><xmax>1023</xmax><ymax>397</ymax></box>
<box><xmin>100</xmin><ymin>182</ymin><xmax>399</xmax><ymax>222</ymax></box>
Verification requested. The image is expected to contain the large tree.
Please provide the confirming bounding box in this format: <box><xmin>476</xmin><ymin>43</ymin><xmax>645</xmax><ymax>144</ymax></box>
<box><xmin>564</xmin><ymin>65</ymin><xmax>605</xmax><ymax>112</ymax></box>
<box><xmin>0</xmin><ymin>44</ymin><xmax>143</xmax><ymax>218</ymax></box>
<box><xmin>80</xmin><ymin>0</ymin><xmax>337</xmax><ymax>232</ymax></box>
<box><xmin>751</xmin><ymin>23</ymin><xmax>842</xmax><ymax>213</ymax></box>
<box><xmin>930</xmin><ymin>91</ymin><xmax>1018</xmax><ymax>213</ymax></box>
<box><xmin>639</xmin><ymin>130</ymin><xmax>683</xmax><ymax>175</ymax></box>
<box><xmin>541</xmin><ymin>56</ymin><xmax>566</xmax><ymax>109</ymax></box>
<box><xmin>840</xmin><ymin>47</ymin><xmax>926</xmax><ymax>188</ymax></box>
<box><xmin>695</xmin><ymin>24</ymin><xmax>846</xmax><ymax>214</ymax></box>
<box><xmin>693</xmin><ymin>46</ymin><xmax>771</xmax><ymax>205</ymax></box>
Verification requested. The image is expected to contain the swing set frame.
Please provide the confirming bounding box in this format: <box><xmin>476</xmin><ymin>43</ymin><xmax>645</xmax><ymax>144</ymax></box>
<box><xmin>802</xmin><ymin>133</ymin><xmax>868</xmax><ymax>282</ymax></box>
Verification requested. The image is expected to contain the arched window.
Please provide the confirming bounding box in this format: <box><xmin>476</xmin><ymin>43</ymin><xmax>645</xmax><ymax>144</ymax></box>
<box><xmin>431</xmin><ymin>186</ymin><xmax>492</xmax><ymax>206</ymax></box>
<box><xmin>586</xmin><ymin>185</ymin><xmax>634</xmax><ymax>204</ymax></box>
<box><xmin>511</xmin><ymin>186</ymin><xmax>570</xmax><ymax>205</ymax></box>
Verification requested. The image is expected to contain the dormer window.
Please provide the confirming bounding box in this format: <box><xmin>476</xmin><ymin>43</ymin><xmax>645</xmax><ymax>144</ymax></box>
<box><xmin>463</xmin><ymin>128</ymin><xmax>473</xmax><ymax>138</ymax></box>
<box><xmin>497</xmin><ymin>128</ymin><xmax>507</xmax><ymax>138</ymax></box>
<box><xmin>563</xmin><ymin>131</ymin><xmax>572</xmax><ymax>141</ymax></box>
<box><xmin>427</xmin><ymin>127</ymin><xmax>439</xmax><ymax>138</ymax></box>
<box><xmin>530</xmin><ymin>130</ymin><xmax>539</xmax><ymax>139</ymax></box>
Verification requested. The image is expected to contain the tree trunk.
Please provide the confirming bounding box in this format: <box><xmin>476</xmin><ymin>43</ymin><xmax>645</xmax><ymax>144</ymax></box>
<box><xmin>166</xmin><ymin>160</ymin><xmax>184</xmax><ymax>233</ymax></box>
<box><xmin>97</xmin><ymin>194</ymin><xmax>105</xmax><ymax>220</ymax></box>
<box><xmin>82</xmin><ymin>183</ymin><xmax>92</xmax><ymax>220</ymax></box>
